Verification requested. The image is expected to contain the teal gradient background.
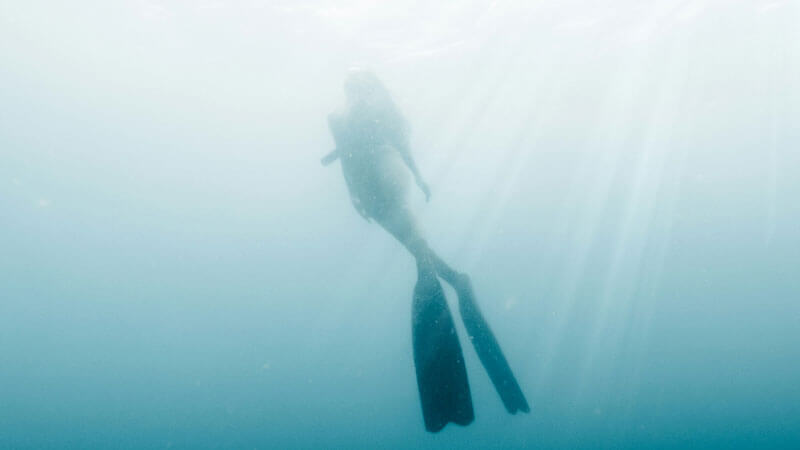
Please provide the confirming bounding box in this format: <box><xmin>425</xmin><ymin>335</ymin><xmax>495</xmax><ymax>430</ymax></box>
<box><xmin>2</xmin><ymin>1</ymin><xmax>798</xmax><ymax>448</ymax></box>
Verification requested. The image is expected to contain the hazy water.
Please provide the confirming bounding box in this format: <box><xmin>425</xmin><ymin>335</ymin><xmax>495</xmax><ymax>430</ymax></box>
<box><xmin>2</xmin><ymin>1</ymin><xmax>799</xmax><ymax>448</ymax></box>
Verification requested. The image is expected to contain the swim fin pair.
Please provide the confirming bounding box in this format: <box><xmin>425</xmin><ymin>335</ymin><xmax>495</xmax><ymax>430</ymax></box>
<box><xmin>411</xmin><ymin>262</ymin><xmax>529</xmax><ymax>432</ymax></box>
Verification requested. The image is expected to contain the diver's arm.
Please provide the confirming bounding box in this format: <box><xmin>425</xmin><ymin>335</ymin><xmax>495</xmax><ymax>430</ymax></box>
<box><xmin>397</xmin><ymin>141</ymin><xmax>431</xmax><ymax>201</ymax></box>
<box><xmin>324</xmin><ymin>113</ymin><xmax>345</xmax><ymax>166</ymax></box>
<box><xmin>321</xmin><ymin>149</ymin><xmax>339</xmax><ymax>166</ymax></box>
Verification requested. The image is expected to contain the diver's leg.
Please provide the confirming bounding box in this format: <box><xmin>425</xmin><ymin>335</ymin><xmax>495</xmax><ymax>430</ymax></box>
<box><xmin>410</xmin><ymin>241</ymin><xmax>463</xmax><ymax>287</ymax></box>
<box><xmin>378</xmin><ymin>207</ymin><xmax>473</xmax><ymax>430</ymax></box>
<box><xmin>411</xmin><ymin>253</ymin><xmax>474</xmax><ymax>431</ymax></box>
<box><xmin>376</xmin><ymin>206</ymin><xmax>530</xmax><ymax>415</ymax></box>
<box><xmin>374</xmin><ymin>206</ymin><xmax>464</xmax><ymax>286</ymax></box>
<box><xmin>454</xmin><ymin>276</ymin><xmax>530</xmax><ymax>414</ymax></box>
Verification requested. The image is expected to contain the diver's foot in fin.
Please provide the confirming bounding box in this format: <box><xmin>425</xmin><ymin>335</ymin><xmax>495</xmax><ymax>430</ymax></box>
<box><xmin>412</xmin><ymin>264</ymin><xmax>474</xmax><ymax>432</ymax></box>
<box><xmin>454</xmin><ymin>273</ymin><xmax>530</xmax><ymax>415</ymax></box>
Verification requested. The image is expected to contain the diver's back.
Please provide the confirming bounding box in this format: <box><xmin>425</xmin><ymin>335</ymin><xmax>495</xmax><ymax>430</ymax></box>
<box><xmin>329</xmin><ymin>110</ymin><xmax>410</xmax><ymax>219</ymax></box>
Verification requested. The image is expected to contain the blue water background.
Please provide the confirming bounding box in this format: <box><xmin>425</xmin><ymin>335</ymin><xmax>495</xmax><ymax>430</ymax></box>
<box><xmin>2</xmin><ymin>1</ymin><xmax>799</xmax><ymax>448</ymax></box>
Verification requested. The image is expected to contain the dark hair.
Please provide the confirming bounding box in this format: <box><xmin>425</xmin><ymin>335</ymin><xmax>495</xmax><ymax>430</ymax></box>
<box><xmin>344</xmin><ymin>69</ymin><xmax>408</xmax><ymax>136</ymax></box>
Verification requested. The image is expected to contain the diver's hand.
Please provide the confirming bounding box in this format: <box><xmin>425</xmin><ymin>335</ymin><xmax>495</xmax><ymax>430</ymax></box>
<box><xmin>417</xmin><ymin>179</ymin><xmax>431</xmax><ymax>202</ymax></box>
<box><xmin>321</xmin><ymin>149</ymin><xmax>339</xmax><ymax>166</ymax></box>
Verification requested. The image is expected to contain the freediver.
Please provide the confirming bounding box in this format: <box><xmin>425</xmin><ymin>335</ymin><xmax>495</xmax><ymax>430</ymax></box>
<box><xmin>322</xmin><ymin>69</ymin><xmax>529</xmax><ymax>432</ymax></box>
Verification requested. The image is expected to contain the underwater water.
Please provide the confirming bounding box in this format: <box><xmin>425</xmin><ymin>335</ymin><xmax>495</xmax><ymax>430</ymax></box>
<box><xmin>2</xmin><ymin>0</ymin><xmax>799</xmax><ymax>448</ymax></box>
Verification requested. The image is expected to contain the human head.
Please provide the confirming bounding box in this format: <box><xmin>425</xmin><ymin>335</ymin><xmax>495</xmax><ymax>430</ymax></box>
<box><xmin>343</xmin><ymin>68</ymin><xmax>389</xmax><ymax>107</ymax></box>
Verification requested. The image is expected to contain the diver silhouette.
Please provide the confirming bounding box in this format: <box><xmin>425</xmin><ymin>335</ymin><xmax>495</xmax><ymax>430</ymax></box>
<box><xmin>323</xmin><ymin>69</ymin><xmax>529</xmax><ymax>432</ymax></box>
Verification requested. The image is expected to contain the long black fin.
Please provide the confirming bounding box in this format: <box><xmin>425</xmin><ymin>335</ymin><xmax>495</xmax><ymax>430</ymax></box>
<box><xmin>412</xmin><ymin>262</ymin><xmax>474</xmax><ymax>432</ymax></box>
<box><xmin>456</xmin><ymin>277</ymin><xmax>530</xmax><ymax>414</ymax></box>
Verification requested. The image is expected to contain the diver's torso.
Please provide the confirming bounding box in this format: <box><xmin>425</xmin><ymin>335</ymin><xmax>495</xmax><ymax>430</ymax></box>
<box><xmin>329</xmin><ymin>109</ymin><xmax>410</xmax><ymax>218</ymax></box>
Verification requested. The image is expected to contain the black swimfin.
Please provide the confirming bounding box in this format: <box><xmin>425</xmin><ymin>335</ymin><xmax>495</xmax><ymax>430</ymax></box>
<box><xmin>412</xmin><ymin>262</ymin><xmax>474</xmax><ymax>432</ymax></box>
<box><xmin>456</xmin><ymin>276</ymin><xmax>530</xmax><ymax>414</ymax></box>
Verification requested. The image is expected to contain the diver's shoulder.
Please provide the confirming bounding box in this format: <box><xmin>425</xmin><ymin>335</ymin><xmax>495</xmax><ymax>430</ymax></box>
<box><xmin>328</xmin><ymin>109</ymin><xmax>348</xmax><ymax>125</ymax></box>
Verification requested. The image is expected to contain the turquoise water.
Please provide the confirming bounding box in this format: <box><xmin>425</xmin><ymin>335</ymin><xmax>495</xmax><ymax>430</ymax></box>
<box><xmin>2</xmin><ymin>1</ymin><xmax>799</xmax><ymax>448</ymax></box>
